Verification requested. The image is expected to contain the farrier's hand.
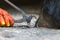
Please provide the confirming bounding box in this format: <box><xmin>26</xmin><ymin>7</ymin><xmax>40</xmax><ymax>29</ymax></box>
<box><xmin>0</xmin><ymin>8</ymin><xmax>14</xmax><ymax>26</ymax></box>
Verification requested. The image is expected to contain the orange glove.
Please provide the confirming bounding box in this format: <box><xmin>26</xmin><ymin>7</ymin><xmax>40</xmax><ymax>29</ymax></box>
<box><xmin>0</xmin><ymin>8</ymin><xmax>14</xmax><ymax>27</ymax></box>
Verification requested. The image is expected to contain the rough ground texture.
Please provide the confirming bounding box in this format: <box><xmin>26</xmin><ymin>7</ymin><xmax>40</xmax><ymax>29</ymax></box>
<box><xmin>0</xmin><ymin>27</ymin><xmax>60</xmax><ymax>40</ymax></box>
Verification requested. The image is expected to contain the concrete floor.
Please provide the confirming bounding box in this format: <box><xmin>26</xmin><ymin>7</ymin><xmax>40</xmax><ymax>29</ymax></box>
<box><xmin>0</xmin><ymin>27</ymin><xmax>59</xmax><ymax>40</ymax></box>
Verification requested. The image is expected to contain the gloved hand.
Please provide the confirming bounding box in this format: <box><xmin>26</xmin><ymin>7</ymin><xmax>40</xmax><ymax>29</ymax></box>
<box><xmin>0</xmin><ymin>8</ymin><xmax>14</xmax><ymax>27</ymax></box>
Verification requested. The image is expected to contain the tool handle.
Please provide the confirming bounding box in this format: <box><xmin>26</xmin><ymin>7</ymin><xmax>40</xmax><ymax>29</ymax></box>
<box><xmin>4</xmin><ymin>0</ymin><xmax>26</xmax><ymax>16</ymax></box>
<box><xmin>4</xmin><ymin>0</ymin><xmax>32</xmax><ymax>23</ymax></box>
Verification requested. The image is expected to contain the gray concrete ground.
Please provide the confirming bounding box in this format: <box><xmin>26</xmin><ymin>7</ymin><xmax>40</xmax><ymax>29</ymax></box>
<box><xmin>0</xmin><ymin>27</ymin><xmax>60</xmax><ymax>40</ymax></box>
